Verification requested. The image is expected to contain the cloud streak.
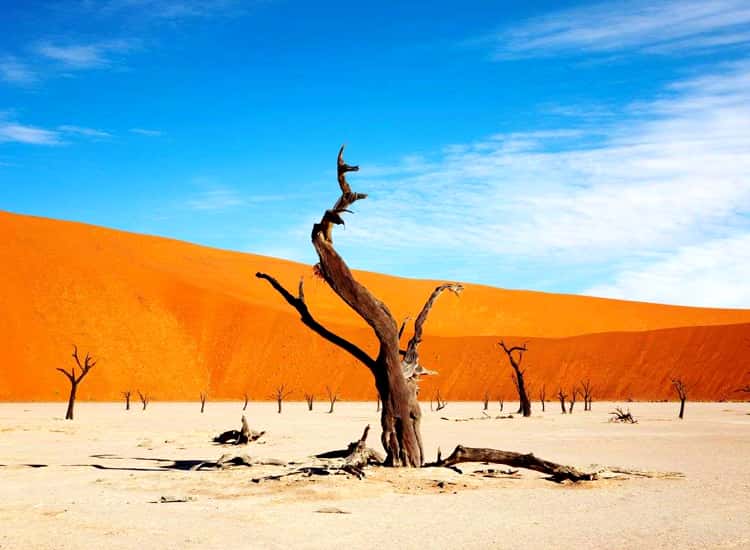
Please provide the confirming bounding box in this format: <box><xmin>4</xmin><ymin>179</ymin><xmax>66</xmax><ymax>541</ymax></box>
<box><xmin>489</xmin><ymin>0</ymin><xmax>750</xmax><ymax>59</ymax></box>
<box><xmin>35</xmin><ymin>39</ymin><xmax>136</xmax><ymax>69</ymax></box>
<box><xmin>0</xmin><ymin>123</ymin><xmax>61</xmax><ymax>145</ymax></box>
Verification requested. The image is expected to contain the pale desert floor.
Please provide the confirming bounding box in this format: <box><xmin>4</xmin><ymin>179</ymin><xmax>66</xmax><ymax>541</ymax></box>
<box><xmin>1</xmin><ymin>401</ymin><xmax>748</xmax><ymax>549</ymax></box>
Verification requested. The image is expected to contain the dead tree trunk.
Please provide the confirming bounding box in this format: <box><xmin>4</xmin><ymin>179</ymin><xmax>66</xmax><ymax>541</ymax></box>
<box><xmin>256</xmin><ymin>146</ymin><xmax>463</xmax><ymax>466</ymax></box>
<box><xmin>672</xmin><ymin>378</ymin><xmax>687</xmax><ymax>419</ymax></box>
<box><xmin>326</xmin><ymin>386</ymin><xmax>338</xmax><ymax>413</ymax></box>
<box><xmin>498</xmin><ymin>397</ymin><xmax>504</xmax><ymax>412</ymax></box>
<box><xmin>200</xmin><ymin>392</ymin><xmax>207</xmax><ymax>413</ymax></box>
<box><xmin>243</xmin><ymin>393</ymin><xmax>249</xmax><ymax>411</ymax></box>
<box><xmin>376</xmin><ymin>395</ymin><xmax>381</xmax><ymax>412</ymax></box>
<box><xmin>539</xmin><ymin>384</ymin><xmax>546</xmax><ymax>412</ymax></box>
<box><xmin>500</xmin><ymin>342</ymin><xmax>531</xmax><ymax>417</ymax></box>
<box><xmin>122</xmin><ymin>390</ymin><xmax>131</xmax><ymax>411</ymax></box>
<box><xmin>568</xmin><ymin>387</ymin><xmax>579</xmax><ymax>414</ymax></box>
<box><xmin>274</xmin><ymin>385</ymin><xmax>292</xmax><ymax>414</ymax></box>
<box><xmin>581</xmin><ymin>379</ymin><xmax>593</xmax><ymax>411</ymax></box>
<box><xmin>433</xmin><ymin>389</ymin><xmax>447</xmax><ymax>411</ymax></box>
<box><xmin>56</xmin><ymin>345</ymin><xmax>96</xmax><ymax>420</ymax></box>
<box><xmin>137</xmin><ymin>390</ymin><xmax>149</xmax><ymax>410</ymax></box>
<box><xmin>557</xmin><ymin>387</ymin><xmax>567</xmax><ymax>414</ymax></box>
<box><xmin>483</xmin><ymin>391</ymin><xmax>489</xmax><ymax>411</ymax></box>
<box><xmin>305</xmin><ymin>393</ymin><xmax>314</xmax><ymax>411</ymax></box>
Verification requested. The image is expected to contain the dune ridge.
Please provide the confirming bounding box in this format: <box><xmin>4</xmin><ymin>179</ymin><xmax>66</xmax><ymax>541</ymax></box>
<box><xmin>1</xmin><ymin>210</ymin><xmax>748</xmax><ymax>402</ymax></box>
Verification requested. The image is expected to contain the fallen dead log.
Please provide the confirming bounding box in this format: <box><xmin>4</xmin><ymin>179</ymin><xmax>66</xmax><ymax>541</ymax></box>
<box><xmin>213</xmin><ymin>415</ymin><xmax>265</xmax><ymax>445</ymax></box>
<box><xmin>609</xmin><ymin>407</ymin><xmax>637</xmax><ymax>424</ymax></box>
<box><xmin>426</xmin><ymin>445</ymin><xmax>597</xmax><ymax>482</ymax></box>
<box><xmin>440</xmin><ymin>413</ymin><xmax>514</xmax><ymax>422</ymax></box>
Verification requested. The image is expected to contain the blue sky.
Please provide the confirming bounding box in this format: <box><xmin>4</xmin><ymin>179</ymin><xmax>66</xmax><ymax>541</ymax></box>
<box><xmin>2</xmin><ymin>1</ymin><xmax>750</xmax><ymax>307</ymax></box>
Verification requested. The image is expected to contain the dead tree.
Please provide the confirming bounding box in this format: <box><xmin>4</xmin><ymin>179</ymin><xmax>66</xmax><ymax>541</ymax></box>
<box><xmin>200</xmin><ymin>392</ymin><xmax>207</xmax><ymax>413</ymax></box>
<box><xmin>568</xmin><ymin>386</ymin><xmax>579</xmax><ymax>414</ymax></box>
<box><xmin>326</xmin><ymin>386</ymin><xmax>339</xmax><ymax>413</ymax></box>
<box><xmin>539</xmin><ymin>384</ymin><xmax>546</xmax><ymax>412</ymax></box>
<box><xmin>483</xmin><ymin>390</ymin><xmax>489</xmax><ymax>411</ymax></box>
<box><xmin>273</xmin><ymin>384</ymin><xmax>292</xmax><ymax>414</ymax></box>
<box><xmin>304</xmin><ymin>392</ymin><xmax>315</xmax><ymax>411</ymax></box>
<box><xmin>122</xmin><ymin>390</ymin><xmax>131</xmax><ymax>411</ymax></box>
<box><xmin>433</xmin><ymin>389</ymin><xmax>447</xmax><ymax>411</ymax></box>
<box><xmin>498</xmin><ymin>397</ymin><xmax>504</xmax><ymax>412</ymax></box>
<box><xmin>243</xmin><ymin>392</ymin><xmax>249</xmax><ymax>411</ymax></box>
<box><xmin>500</xmin><ymin>341</ymin><xmax>531</xmax><ymax>417</ymax></box>
<box><xmin>56</xmin><ymin>345</ymin><xmax>96</xmax><ymax>420</ymax></box>
<box><xmin>557</xmin><ymin>387</ymin><xmax>567</xmax><ymax>414</ymax></box>
<box><xmin>671</xmin><ymin>378</ymin><xmax>687</xmax><ymax>419</ymax></box>
<box><xmin>581</xmin><ymin>379</ymin><xmax>593</xmax><ymax>411</ymax></box>
<box><xmin>137</xmin><ymin>390</ymin><xmax>149</xmax><ymax>411</ymax></box>
<box><xmin>256</xmin><ymin>146</ymin><xmax>463</xmax><ymax>466</ymax></box>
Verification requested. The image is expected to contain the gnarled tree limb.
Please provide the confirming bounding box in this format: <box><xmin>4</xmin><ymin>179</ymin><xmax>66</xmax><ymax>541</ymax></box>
<box><xmin>255</xmin><ymin>272</ymin><xmax>376</xmax><ymax>372</ymax></box>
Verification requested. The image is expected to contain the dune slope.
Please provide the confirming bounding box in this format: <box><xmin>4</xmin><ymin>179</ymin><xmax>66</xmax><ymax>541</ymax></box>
<box><xmin>1</xmin><ymin>210</ymin><xmax>748</xmax><ymax>401</ymax></box>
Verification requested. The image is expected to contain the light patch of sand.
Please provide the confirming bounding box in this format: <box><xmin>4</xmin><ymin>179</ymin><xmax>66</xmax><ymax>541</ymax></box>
<box><xmin>1</xmin><ymin>401</ymin><xmax>748</xmax><ymax>549</ymax></box>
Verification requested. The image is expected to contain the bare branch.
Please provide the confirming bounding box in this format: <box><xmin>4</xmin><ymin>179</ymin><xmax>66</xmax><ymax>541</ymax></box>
<box><xmin>402</xmin><ymin>283</ymin><xmax>463</xmax><ymax>379</ymax></box>
<box><xmin>255</xmin><ymin>272</ymin><xmax>376</xmax><ymax>372</ymax></box>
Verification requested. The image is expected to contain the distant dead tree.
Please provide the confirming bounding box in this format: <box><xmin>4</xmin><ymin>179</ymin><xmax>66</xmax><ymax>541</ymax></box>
<box><xmin>498</xmin><ymin>397</ymin><xmax>504</xmax><ymax>412</ymax></box>
<box><xmin>122</xmin><ymin>390</ymin><xmax>131</xmax><ymax>411</ymax></box>
<box><xmin>539</xmin><ymin>384</ymin><xmax>546</xmax><ymax>412</ymax></box>
<box><xmin>56</xmin><ymin>345</ymin><xmax>96</xmax><ymax>420</ymax></box>
<box><xmin>557</xmin><ymin>387</ymin><xmax>567</xmax><ymax>414</ymax></box>
<box><xmin>243</xmin><ymin>392</ymin><xmax>249</xmax><ymax>411</ymax></box>
<box><xmin>671</xmin><ymin>378</ymin><xmax>687</xmax><ymax>419</ymax></box>
<box><xmin>483</xmin><ymin>390</ymin><xmax>490</xmax><ymax>411</ymax></box>
<box><xmin>200</xmin><ymin>392</ymin><xmax>207</xmax><ymax>413</ymax></box>
<box><xmin>304</xmin><ymin>392</ymin><xmax>315</xmax><ymax>411</ymax></box>
<box><xmin>273</xmin><ymin>384</ymin><xmax>293</xmax><ymax>414</ymax></box>
<box><xmin>326</xmin><ymin>386</ymin><xmax>339</xmax><ymax>413</ymax></box>
<box><xmin>568</xmin><ymin>386</ymin><xmax>579</xmax><ymax>414</ymax></box>
<box><xmin>609</xmin><ymin>407</ymin><xmax>637</xmax><ymax>423</ymax></box>
<box><xmin>432</xmin><ymin>389</ymin><xmax>447</xmax><ymax>411</ymax></box>
<box><xmin>137</xmin><ymin>390</ymin><xmax>149</xmax><ymax>411</ymax></box>
<box><xmin>500</xmin><ymin>341</ymin><xmax>531</xmax><ymax>417</ymax></box>
<box><xmin>581</xmin><ymin>379</ymin><xmax>593</xmax><ymax>411</ymax></box>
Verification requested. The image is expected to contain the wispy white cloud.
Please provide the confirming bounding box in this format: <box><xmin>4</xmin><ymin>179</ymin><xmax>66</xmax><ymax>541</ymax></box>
<box><xmin>586</xmin><ymin>233</ymin><xmax>750</xmax><ymax>307</ymax></box>
<box><xmin>0</xmin><ymin>57</ymin><xmax>37</xmax><ymax>85</ymax></box>
<box><xmin>58</xmin><ymin>125</ymin><xmax>111</xmax><ymax>138</ymax></box>
<box><xmin>35</xmin><ymin>39</ymin><xmax>136</xmax><ymax>69</ymax></box>
<box><xmin>100</xmin><ymin>0</ymin><xmax>243</xmax><ymax>19</ymax></box>
<box><xmin>0</xmin><ymin>122</ymin><xmax>61</xmax><ymax>145</ymax></box>
<box><xmin>130</xmin><ymin>128</ymin><xmax>162</xmax><ymax>136</ymax></box>
<box><xmin>315</xmin><ymin>61</ymin><xmax>750</xmax><ymax>306</ymax></box>
<box><xmin>185</xmin><ymin>188</ymin><xmax>244</xmax><ymax>211</ymax></box>
<box><xmin>489</xmin><ymin>0</ymin><xmax>750</xmax><ymax>59</ymax></box>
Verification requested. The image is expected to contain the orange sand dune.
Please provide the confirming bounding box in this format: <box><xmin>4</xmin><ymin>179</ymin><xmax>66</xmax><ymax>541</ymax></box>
<box><xmin>1</xmin><ymin>210</ymin><xmax>748</xmax><ymax>402</ymax></box>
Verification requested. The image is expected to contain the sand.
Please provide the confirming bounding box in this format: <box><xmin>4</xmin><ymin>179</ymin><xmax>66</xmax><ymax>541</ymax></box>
<box><xmin>1</xmin><ymin>401</ymin><xmax>748</xmax><ymax>549</ymax></box>
<box><xmin>1</xmin><ymin>210</ymin><xmax>750</xmax><ymax>402</ymax></box>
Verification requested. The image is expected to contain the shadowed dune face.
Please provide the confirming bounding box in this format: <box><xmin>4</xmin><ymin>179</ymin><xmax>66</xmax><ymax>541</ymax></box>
<box><xmin>1</xmin><ymin>210</ymin><xmax>749</xmax><ymax>402</ymax></box>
